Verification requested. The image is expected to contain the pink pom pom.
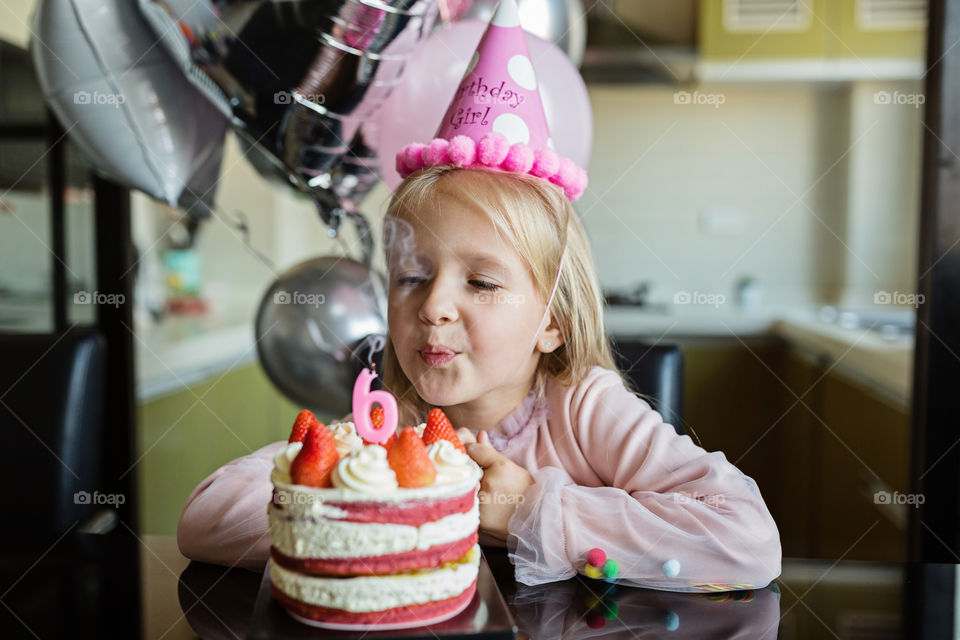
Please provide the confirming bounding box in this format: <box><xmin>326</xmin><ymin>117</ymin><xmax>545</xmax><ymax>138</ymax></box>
<box><xmin>502</xmin><ymin>144</ymin><xmax>535</xmax><ymax>173</ymax></box>
<box><xmin>422</xmin><ymin>138</ymin><xmax>450</xmax><ymax>165</ymax></box>
<box><xmin>569</xmin><ymin>167</ymin><xmax>589</xmax><ymax>199</ymax></box>
<box><xmin>403</xmin><ymin>143</ymin><xmax>426</xmax><ymax>171</ymax></box>
<box><xmin>570</xmin><ymin>167</ymin><xmax>590</xmax><ymax>200</ymax></box>
<box><xmin>550</xmin><ymin>157</ymin><xmax>579</xmax><ymax>187</ymax></box>
<box><xmin>448</xmin><ymin>135</ymin><xmax>477</xmax><ymax>166</ymax></box>
<box><xmin>395</xmin><ymin>151</ymin><xmax>407</xmax><ymax>176</ymax></box>
<box><xmin>531</xmin><ymin>148</ymin><xmax>560</xmax><ymax>178</ymax></box>
<box><xmin>586</xmin><ymin>548</ymin><xmax>606</xmax><ymax>567</ymax></box>
<box><xmin>477</xmin><ymin>133</ymin><xmax>510</xmax><ymax>167</ymax></box>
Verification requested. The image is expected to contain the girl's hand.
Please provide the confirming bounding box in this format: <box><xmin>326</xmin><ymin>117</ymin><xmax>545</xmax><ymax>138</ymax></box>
<box><xmin>456</xmin><ymin>427</ymin><xmax>477</xmax><ymax>445</ymax></box>
<box><xmin>465</xmin><ymin>431</ymin><xmax>534</xmax><ymax>541</ymax></box>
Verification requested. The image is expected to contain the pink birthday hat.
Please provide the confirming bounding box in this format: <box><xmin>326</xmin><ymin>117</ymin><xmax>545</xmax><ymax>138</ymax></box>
<box><xmin>396</xmin><ymin>0</ymin><xmax>588</xmax><ymax>200</ymax></box>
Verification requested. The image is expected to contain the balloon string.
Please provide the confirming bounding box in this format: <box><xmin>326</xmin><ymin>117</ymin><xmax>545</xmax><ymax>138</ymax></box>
<box><xmin>217</xmin><ymin>207</ymin><xmax>276</xmax><ymax>271</ymax></box>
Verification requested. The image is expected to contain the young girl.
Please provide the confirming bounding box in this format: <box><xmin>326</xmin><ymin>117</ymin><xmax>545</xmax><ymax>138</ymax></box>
<box><xmin>178</xmin><ymin>0</ymin><xmax>781</xmax><ymax>591</ymax></box>
<box><xmin>178</xmin><ymin>162</ymin><xmax>781</xmax><ymax>590</ymax></box>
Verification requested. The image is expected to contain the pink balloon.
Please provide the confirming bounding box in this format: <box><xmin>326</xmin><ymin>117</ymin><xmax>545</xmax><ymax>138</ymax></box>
<box><xmin>377</xmin><ymin>20</ymin><xmax>592</xmax><ymax>190</ymax></box>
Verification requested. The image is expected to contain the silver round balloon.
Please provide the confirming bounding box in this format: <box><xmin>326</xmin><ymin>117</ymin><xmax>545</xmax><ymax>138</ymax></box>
<box><xmin>255</xmin><ymin>256</ymin><xmax>388</xmax><ymax>415</ymax></box>
<box><xmin>458</xmin><ymin>0</ymin><xmax>586</xmax><ymax>65</ymax></box>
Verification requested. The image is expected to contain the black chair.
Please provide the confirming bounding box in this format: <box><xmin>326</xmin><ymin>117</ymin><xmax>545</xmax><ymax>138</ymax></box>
<box><xmin>610</xmin><ymin>338</ymin><xmax>684</xmax><ymax>434</ymax></box>
<box><xmin>0</xmin><ymin>330</ymin><xmax>106</xmax><ymax>534</ymax></box>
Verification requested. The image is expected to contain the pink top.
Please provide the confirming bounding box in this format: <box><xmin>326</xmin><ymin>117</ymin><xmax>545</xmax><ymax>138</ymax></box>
<box><xmin>177</xmin><ymin>366</ymin><xmax>781</xmax><ymax>591</ymax></box>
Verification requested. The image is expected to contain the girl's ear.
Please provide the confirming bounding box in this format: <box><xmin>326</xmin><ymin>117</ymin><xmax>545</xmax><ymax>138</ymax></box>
<box><xmin>537</xmin><ymin>318</ymin><xmax>564</xmax><ymax>354</ymax></box>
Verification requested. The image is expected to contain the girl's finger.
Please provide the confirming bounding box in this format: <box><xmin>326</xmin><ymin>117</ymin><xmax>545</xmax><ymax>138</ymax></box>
<box><xmin>465</xmin><ymin>442</ymin><xmax>501</xmax><ymax>468</ymax></box>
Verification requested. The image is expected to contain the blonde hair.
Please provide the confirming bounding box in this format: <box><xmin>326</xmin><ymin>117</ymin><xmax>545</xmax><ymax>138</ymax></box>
<box><xmin>382</xmin><ymin>164</ymin><xmax>623</xmax><ymax>425</ymax></box>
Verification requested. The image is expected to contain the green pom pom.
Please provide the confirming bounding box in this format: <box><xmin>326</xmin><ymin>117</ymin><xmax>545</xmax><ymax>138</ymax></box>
<box><xmin>602</xmin><ymin>559</ymin><xmax>618</xmax><ymax>578</ymax></box>
<box><xmin>602</xmin><ymin>600</ymin><xmax>619</xmax><ymax>620</ymax></box>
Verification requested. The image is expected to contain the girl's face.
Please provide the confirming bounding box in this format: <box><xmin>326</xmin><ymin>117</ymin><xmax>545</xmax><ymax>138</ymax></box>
<box><xmin>387</xmin><ymin>176</ymin><xmax>556</xmax><ymax>416</ymax></box>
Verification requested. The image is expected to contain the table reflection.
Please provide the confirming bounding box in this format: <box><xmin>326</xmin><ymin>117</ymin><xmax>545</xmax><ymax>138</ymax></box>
<box><xmin>8</xmin><ymin>532</ymin><xmax>956</xmax><ymax>638</ymax></box>
<box><xmin>508</xmin><ymin>578</ymin><xmax>779</xmax><ymax>639</ymax></box>
<box><xmin>166</xmin><ymin>544</ymin><xmax>953</xmax><ymax>639</ymax></box>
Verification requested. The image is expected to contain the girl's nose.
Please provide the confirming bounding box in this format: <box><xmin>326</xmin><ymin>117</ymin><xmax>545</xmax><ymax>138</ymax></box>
<box><xmin>418</xmin><ymin>279</ymin><xmax>459</xmax><ymax>325</ymax></box>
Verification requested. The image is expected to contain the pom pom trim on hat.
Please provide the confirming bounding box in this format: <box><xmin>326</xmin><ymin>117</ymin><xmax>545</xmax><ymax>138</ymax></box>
<box><xmin>396</xmin><ymin>133</ymin><xmax>588</xmax><ymax>201</ymax></box>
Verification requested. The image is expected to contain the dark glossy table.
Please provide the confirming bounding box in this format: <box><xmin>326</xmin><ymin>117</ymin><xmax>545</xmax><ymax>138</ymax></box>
<box><xmin>0</xmin><ymin>530</ymin><xmax>953</xmax><ymax>638</ymax></box>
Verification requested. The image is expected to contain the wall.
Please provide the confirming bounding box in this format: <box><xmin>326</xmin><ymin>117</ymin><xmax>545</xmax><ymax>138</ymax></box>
<box><xmin>582</xmin><ymin>81</ymin><xmax>922</xmax><ymax>307</ymax></box>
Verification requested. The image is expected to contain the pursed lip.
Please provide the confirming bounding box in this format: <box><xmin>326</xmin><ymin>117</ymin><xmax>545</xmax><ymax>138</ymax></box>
<box><xmin>418</xmin><ymin>343</ymin><xmax>458</xmax><ymax>356</ymax></box>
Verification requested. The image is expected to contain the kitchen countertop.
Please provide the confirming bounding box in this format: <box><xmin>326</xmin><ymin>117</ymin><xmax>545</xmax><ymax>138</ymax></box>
<box><xmin>774</xmin><ymin>309</ymin><xmax>913</xmax><ymax>407</ymax></box>
<box><xmin>131</xmin><ymin>300</ymin><xmax>914</xmax><ymax>407</ymax></box>
<box><xmin>605</xmin><ymin>304</ymin><xmax>914</xmax><ymax>408</ymax></box>
<box><xmin>135</xmin><ymin>298</ymin><xmax>258</xmax><ymax>402</ymax></box>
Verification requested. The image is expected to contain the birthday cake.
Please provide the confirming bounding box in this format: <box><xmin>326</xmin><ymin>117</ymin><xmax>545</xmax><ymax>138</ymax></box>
<box><xmin>267</xmin><ymin>403</ymin><xmax>482</xmax><ymax>629</ymax></box>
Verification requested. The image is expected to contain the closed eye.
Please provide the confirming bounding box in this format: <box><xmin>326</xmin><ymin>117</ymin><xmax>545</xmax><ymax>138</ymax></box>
<box><xmin>396</xmin><ymin>276</ymin><xmax>500</xmax><ymax>290</ymax></box>
<box><xmin>470</xmin><ymin>280</ymin><xmax>500</xmax><ymax>291</ymax></box>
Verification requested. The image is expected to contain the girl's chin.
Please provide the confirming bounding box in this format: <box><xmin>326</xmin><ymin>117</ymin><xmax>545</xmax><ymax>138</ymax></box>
<box><xmin>414</xmin><ymin>385</ymin><xmax>458</xmax><ymax>407</ymax></box>
<box><xmin>411</xmin><ymin>376</ymin><xmax>462</xmax><ymax>407</ymax></box>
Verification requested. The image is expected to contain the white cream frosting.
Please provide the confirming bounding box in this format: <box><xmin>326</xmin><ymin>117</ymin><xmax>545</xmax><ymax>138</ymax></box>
<box><xmin>330</xmin><ymin>420</ymin><xmax>425</xmax><ymax>452</ymax></box>
<box><xmin>269</xmin><ymin>545</ymin><xmax>480</xmax><ymax>612</ymax></box>
<box><xmin>331</xmin><ymin>445</ymin><xmax>398</xmax><ymax>493</ymax></box>
<box><xmin>269</xmin><ymin>501</ymin><xmax>479</xmax><ymax>558</ymax></box>
<box><xmin>426</xmin><ymin>440</ymin><xmax>475</xmax><ymax>484</ymax></box>
<box><xmin>271</xmin><ymin>421</ymin><xmax>482</xmax><ymax>501</ymax></box>
<box><xmin>328</xmin><ymin>421</ymin><xmax>364</xmax><ymax>457</ymax></box>
<box><xmin>272</xmin><ymin>442</ymin><xmax>303</xmax><ymax>484</ymax></box>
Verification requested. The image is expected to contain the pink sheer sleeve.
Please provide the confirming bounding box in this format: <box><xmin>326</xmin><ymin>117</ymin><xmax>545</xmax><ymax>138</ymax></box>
<box><xmin>507</xmin><ymin>372</ymin><xmax>782</xmax><ymax>591</ymax></box>
<box><xmin>176</xmin><ymin>441</ymin><xmax>285</xmax><ymax>570</ymax></box>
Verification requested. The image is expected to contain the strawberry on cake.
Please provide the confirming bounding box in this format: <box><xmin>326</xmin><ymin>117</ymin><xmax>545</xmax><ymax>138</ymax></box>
<box><xmin>267</xmin><ymin>407</ymin><xmax>483</xmax><ymax>629</ymax></box>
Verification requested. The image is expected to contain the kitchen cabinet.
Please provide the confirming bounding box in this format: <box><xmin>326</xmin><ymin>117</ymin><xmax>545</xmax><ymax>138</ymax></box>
<box><xmin>700</xmin><ymin>0</ymin><xmax>830</xmax><ymax>60</ymax></box>
<box><xmin>814</xmin><ymin>360</ymin><xmax>909</xmax><ymax>561</ymax></box>
<box><xmin>678</xmin><ymin>337</ymin><xmax>909</xmax><ymax>561</ymax></box>
<box><xmin>835</xmin><ymin>0</ymin><xmax>927</xmax><ymax>57</ymax></box>
<box><xmin>679</xmin><ymin>337</ymin><xmax>787</xmax><ymax>522</ymax></box>
<box><xmin>698</xmin><ymin>0</ymin><xmax>927</xmax><ymax>80</ymax></box>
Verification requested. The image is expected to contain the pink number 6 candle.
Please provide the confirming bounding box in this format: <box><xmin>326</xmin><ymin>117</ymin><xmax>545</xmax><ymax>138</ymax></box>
<box><xmin>352</xmin><ymin>367</ymin><xmax>398</xmax><ymax>444</ymax></box>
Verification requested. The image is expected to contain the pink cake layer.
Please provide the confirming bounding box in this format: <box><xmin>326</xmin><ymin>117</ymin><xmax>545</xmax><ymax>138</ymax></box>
<box><xmin>271</xmin><ymin>487</ymin><xmax>476</xmax><ymax>525</ymax></box>
<box><xmin>270</xmin><ymin>531</ymin><xmax>478</xmax><ymax>576</ymax></box>
<box><xmin>272</xmin><ymin>577</ymin><xmax>478</xmax><ymax>627</ymax></box>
